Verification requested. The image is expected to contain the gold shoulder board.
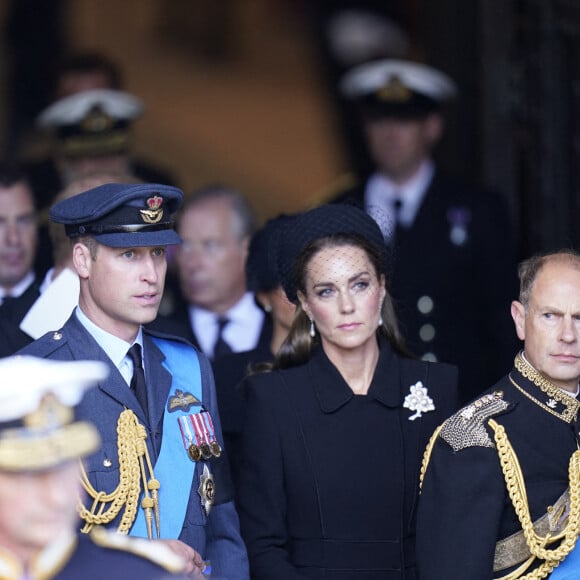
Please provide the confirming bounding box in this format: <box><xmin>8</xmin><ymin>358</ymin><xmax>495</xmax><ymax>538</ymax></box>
<box><xmin>440</xmin><ymin>391</ymin><xmax>509</xmax><ymax>452</ymax></box>
<box><xmin>89</xmin><ymin>526</ymin><xmax>186</xmax><ymax>573</ymax></box>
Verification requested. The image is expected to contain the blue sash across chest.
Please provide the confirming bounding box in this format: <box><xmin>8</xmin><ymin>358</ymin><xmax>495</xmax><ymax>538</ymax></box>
<box><xmin>130</xmin><ymin>337</ymin><xmax>201</xmax><ymax>539</ymax></box>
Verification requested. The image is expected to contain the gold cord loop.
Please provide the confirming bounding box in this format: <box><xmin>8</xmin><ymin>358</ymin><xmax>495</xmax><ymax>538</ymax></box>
<box><xmin>490</xmin><ymin>418</ymin><xmax>580</xmax><ymax>579</ymax></box>
<box><xmin>77</xmin><ymin>409</ymin><xmax>160</xmax><ymax>538</ymax></box>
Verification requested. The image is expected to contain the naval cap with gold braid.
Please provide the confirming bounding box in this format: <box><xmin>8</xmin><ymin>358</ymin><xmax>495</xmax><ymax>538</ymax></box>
<box><xmin>50</xmin><ymin>182</ymin><xmax>183</xmax><ymax>248</ymax></box>
<box><xmin>340</xmin><ymin>58</ymin><xmax>457</xmax><ymax>119</ymax></box>
<box><xmin>0</xmin><ymin>355</ymin><xmax>108</xmax><ymax>471</ymax></box>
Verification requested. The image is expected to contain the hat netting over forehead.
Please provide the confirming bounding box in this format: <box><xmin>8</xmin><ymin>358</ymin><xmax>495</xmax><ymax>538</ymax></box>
<box><xmin>278</xmin><ymin>203</ymin><xmax>390</xmax><ymax>303</ymax></box>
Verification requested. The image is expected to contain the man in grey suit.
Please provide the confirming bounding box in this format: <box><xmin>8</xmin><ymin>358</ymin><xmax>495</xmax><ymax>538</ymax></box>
<box><xmin>20</xmin><ymin>181</ymin><xmax>249</xmax><ymax>580</ymax></box>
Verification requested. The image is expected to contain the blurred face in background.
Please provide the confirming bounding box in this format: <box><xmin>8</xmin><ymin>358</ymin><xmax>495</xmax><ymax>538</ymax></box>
<box><xmin>0</xmin><ymin>182</ymin><xmax>37</xmax><ymax>291</ymax></box>
<box><xmin>0</xmin><ymin>462</ymin><xmax>82</xmax><ymax>563</ymax></box>
<box><xmin>364</xmin><ymin>113</ymin><xmax>443</xmax><ymax>183</ymax></box>
<box><xmin>177</xmin><ymin>198</ymin><xmax>249</xmax><ymax>314</ymax></box>
<box><xmin>257</xmin><ymin>286</ymin><xmax>296</xmax><ymax>333</ymax></box>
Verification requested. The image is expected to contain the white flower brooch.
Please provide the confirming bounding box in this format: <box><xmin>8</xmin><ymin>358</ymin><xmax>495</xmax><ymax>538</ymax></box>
<box><xmin>403</xmin><ymin>381</ymin><xmax>435</xmax><ymax>420</ymax></box>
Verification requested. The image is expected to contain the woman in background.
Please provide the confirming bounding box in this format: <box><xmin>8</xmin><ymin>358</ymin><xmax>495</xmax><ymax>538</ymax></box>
<box><xmin>212</xmin><ymin>215</ymin><xmax>295</xmax><ymax>487</ymax></box>
<box><xmin>237</xmin><ymin>203</ymin><xmax>459</xmax><ymax>579</ymax></box>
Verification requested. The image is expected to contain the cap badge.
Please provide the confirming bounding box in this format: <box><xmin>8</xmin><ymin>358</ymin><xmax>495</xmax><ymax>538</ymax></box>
<box><xmin>377</xmin><ymin>76</ymin><xmax>412</xmax><ymax>103</ymax></box>
<box><xmin>24</xmin><ymin>393</ymin><xmax>73</xmax><ymax>430</ymax></box>
<box><xmin>140</xmin><ymin>195</ymin><xmax>164</xmax><ymax>224</ymax></box>
<box><xmin>81</xmin><ymin>104</ymin><xmax>114</xmax><ymax>133</ymax></box>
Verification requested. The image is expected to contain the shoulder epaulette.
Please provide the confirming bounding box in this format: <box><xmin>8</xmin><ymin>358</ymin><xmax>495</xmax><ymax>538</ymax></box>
<box><xmin>439</xmin><ymin>391</ymin><xmax>510</xmax><ymax>451</ymax></box>
<box><xmin>89</xmin><ymin>527</ymin><xmax>186</xmax><ymax>573</ymax></box>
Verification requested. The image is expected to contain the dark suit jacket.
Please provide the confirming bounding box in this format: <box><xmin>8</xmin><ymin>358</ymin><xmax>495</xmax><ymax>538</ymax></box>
<box><xmin>237</xmin><ymin>338</ymin><xmax>459</xmax><ymax>580</ymax></box>
<box><xmin>19</xmin><ymin>313</ymin><xmax>249</xmax><ymax>580</ymax></box>
<box><xmin>0</xmin><ymin>280</ymin><xmax>40</xmax><ymax>357</ymax></box>
<box><xmin>35</xmin><ymin>531</ymin><xmax>189</xmax><ymax>579</ymax></box>
<box><xmin>150</xmin><ymin>302</ymin><xmax>273</xmax><ymax>361</ymax></box>
<box><xmin>211</xmin><ymin>339</ymin><xmax>274</xmax><ymax>490</ymax></box>
<box><xmin>333</xmin><ymin>169</ymin><xmax>520</xmax><ymax>403</ymax></box>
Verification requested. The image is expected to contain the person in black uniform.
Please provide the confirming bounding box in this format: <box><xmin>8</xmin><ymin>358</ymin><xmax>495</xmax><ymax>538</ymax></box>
<box><xmin>22</xmin><ymin>51</ymin><xmax>178</xmax><ymax>214</ymax></box>
<box><xmin>330</xmin><ymin>58</ymin><xmax>519</xmax><ymax>403</ymax></box>
<box><xmin>236</xmin><ymin>203</ymin><xmax>459</xmax><ymax>579</ymax></box>
<box><xmin>211</xmin><ymin>214</ymin><xmax>295</xmax><ymax>488</ymax></box>
<box><xmin>19</xmin><ymin>182</ymin><xmax>249</xmax><ymax>579</ymax></box>
<box><xmin>417</xmin><ymin>249</ymin><xmax>580</xmax><ymax>579</ymax></box>
<box><xmin>0</xmin><ymin>354</ymin><xmax>190</xmax><ymax>579</ymax></box>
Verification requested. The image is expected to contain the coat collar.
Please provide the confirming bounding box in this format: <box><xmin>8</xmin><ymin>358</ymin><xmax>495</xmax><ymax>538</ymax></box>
<box><xmin>509</xmin><ymin>351</ymin><xmax>580</xmax><ymax>424</ymax></box>
<box><xmin>308</xmin><ymin>337</ymin><xmax>403</xmax><ymax>413</ymax></box>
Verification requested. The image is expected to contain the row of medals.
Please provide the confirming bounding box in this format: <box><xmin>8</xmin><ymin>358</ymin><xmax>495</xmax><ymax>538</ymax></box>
<box><xmin>188</xmin><ymin>440</ymin><xmax>222</xmax><ymax>462</ymax></box>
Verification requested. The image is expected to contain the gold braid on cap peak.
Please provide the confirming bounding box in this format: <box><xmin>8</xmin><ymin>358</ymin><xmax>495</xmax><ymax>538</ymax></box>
<box><xmin>490</xmin><ymin>419</ymin><xmax>580</xmax><ymax>579</ymax></box>
<box><xmin>78</xmin><ymin>409</ymin><xmax>160</xmax><ymax>539</ymax></box>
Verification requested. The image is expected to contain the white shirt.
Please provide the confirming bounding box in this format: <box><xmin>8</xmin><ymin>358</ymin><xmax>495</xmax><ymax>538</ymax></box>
<box><xmin>0</xmin><ymin>271</ymin><xmax>35</xmax><ymax>303</ymax></box>
<box><xmin>365</xmin><ymin>160</ymin><xmax>435</xmax><ymax>238</ymax></box>
<box><xmin>75</xmin><ymin>306</ymin><xmax>144</xmax><ymax>386</ymax></box>
<box><xmin>189</xmin><ymin>292</ymin><xmax>265</xmax><ymax>357</ymax></box>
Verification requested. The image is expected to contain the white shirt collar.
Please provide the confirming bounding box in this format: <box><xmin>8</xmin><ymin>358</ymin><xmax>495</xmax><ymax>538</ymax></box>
<box><xmin>0</xmin><ymin>271</ymin><xmax>35</xmax><ymax>301</ymax></box>
<box><xmin>365</xmin><ymin>160</ymin><xmax>435</xmax><ymax>232</ymax></box>
<box><xmin>75</xmin><ymin>306</ymin><xmax>143</xmax><ymax>384</ymax></box>
<box><xmin>189</xmin><ymin>292</ymin><xmax>265</xmax><ymax>356</ymax></box>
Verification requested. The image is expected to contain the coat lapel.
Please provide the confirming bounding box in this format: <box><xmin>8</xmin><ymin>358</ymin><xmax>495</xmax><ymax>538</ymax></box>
<box><xmin>65</xmin><ymin>315</ymin><xmax>145</xmax><ymax>418</ymax></box>
<box><xmin>143</xmin><ymin>333</ymin><xmax>173</xmax><ymax>432</ymax></box>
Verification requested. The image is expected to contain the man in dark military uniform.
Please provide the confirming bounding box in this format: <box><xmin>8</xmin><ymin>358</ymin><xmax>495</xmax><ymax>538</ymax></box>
<box><xmin>417</xmin><ymin>250</ymin><xmax>580</xmax><ymax>579</ymax></box>
<box><xmin>0</xmin><ymin>355</ymin><xmax>190</xmax><ymax>579</ymax></box>
<box><xmin>330</xmin><ymin>59</ymin><xmax>519</xmax><ymax>402</ymax></box>
<box><xmin>19</xmin><ymin>182</ymin><xmax>249</xmax><ymax>579</ymax></box>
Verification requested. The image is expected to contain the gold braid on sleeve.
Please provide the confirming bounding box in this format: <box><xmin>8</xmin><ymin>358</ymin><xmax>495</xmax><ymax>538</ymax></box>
<box><xmin>489</xmin><ymin>418</ymin><xmax>580</xmax><ymax>579</ymax></box>
<box><xmin>419</xmin><ymin>424</ymin><xmax>443</xmax><ymax>492</ymax></box>
<box><xmin>77</xmin><ymin>409</ymin><xmax>160</xmax><ymax>539</ymax></box>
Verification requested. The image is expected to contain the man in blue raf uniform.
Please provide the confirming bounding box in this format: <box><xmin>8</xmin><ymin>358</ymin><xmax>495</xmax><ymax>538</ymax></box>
<box><xmin>417</xmin><ymin>250</ymin><xmax>580</xmax><ymax>579</ymax></box>
<box><xmin>330</xmin><ymin>59</ymin><xmax>519</xmax><ymax>402</ymax></box>
<box><xmin>19</xmin><ymin>182</ymin><xmax>249</xmax><ymax>579</ymax></box>
<box><xmin>0</xmin><ymin>355</ymin><xmax>189</xmax><ymax>579</ymax></box>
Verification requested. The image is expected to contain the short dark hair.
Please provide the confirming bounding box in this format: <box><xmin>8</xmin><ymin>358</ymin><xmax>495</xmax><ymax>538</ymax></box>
<box><xmin>0</xmin><ymin>163</ymin><xmax>30</xmax><ymax>189</ymax></box>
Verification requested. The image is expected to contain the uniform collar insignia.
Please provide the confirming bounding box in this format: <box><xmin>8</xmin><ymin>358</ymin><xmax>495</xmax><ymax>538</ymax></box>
<box><xmin>511</xmin><ymin>352</ymin><xmax>580</xmax><ymax>423</ymax></box>
<box><xmin>403</xmin><ymin>380</ymin><xmax>435</xmax><ymax>420</ymax></box>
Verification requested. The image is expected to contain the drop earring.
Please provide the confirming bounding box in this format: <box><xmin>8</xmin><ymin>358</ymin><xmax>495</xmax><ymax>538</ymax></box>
<box><xmin>378</xmin><ymin>306</ymin><xmax>383</xmax><ymax>327</ymax></box>
<box><xmin>309</xmin><ymin>318</ymin><xmax>316</xmax><ymax>338</ymax></box>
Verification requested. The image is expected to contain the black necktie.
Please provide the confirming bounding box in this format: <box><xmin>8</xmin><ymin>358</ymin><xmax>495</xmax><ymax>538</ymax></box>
<box><xmin>213</xmin><ymin>316</ymin><xmax>233</xmax><ymax>359</ymax></box>
<box><xmin>127</xmin><ymin>343</ymin><xmax>148</xmax><ymax>415</ymax></box>
<box><xmin>390</xmin><ymin>196</ymin><xmax>403</xmax><ymax>244</ymax></box>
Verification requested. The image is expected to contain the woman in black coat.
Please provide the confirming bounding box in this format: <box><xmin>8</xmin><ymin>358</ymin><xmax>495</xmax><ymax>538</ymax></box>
<box><xmin>237</xmin><ymin>204</ymin><xmax>459</xmax><ymax>579</ymax></box>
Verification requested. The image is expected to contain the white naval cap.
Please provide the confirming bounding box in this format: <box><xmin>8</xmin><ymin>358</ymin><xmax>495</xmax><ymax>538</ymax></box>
<box><xmin>37</xmin><ymin>89</ymin><xmax>144</xmax><ymax>158</ymax></box>
<box><xmin>37</xmin><ymin>88</ymin><xmax>143</xmax><ymax>128</ymax></box>
<box><xmin>0</xmin><ymin>356</ymin><xmax>108</xmax><ymax>471</ymax></box>
<box><xmin>340</xmin><ymin>59</ymin><xmax>457</xmax><ymax>118</ymax></box>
